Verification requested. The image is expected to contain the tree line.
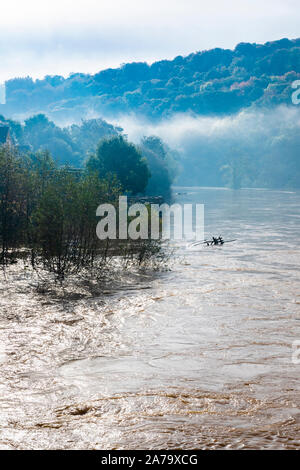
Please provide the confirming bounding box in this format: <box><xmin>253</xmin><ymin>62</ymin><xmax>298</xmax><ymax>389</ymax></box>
<box><xmin>2</xmin><ymin>38</ymin><xmax>300</xmax><ymax>119</ymax></box>
<box><xmin>0</xmin><ymin>138</ymin><xmax>167</xmax><ymax>281</ymax></box>
<box><xmin>0</xmin><ymin>113</ymin><xmax>178</xmax><ymax>198</ymax></box>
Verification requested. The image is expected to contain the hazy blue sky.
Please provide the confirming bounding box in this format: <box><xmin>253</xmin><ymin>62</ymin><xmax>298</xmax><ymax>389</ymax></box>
<box><xmin>0</xmin><ymin>0</ymin><xmax>299</xmax><ymax>82</ymax></box>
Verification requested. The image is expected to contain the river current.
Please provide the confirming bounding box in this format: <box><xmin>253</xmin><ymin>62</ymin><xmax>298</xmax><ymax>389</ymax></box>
<box><xmin>0</xmin><ymin>187</ymin><xmax>299</xmax><ymax>449</ymax></box>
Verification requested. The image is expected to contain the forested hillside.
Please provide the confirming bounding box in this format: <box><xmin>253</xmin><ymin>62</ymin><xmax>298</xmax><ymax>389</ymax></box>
<box><xmin>1</xmin><ymin>38</ymin><xmax>300</xmax><ymax>120</ymax></box>
<box><xmin>1</xmin><ymin>38</ymin><xmax>300</xmax><ymax>190</ymax></box>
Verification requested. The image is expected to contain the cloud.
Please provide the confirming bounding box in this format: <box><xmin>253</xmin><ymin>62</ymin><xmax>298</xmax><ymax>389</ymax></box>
<box><xmin>108</xmin><ymin>105</ymin><xmax>300</xmax><ymax>186</ymax></box>
<box><xmin>0</xmin><ymin>0</ymin><xmax>300</xmax><ymax>82</ymax></box>
<box><xmin>109</xmin><ymin>105</ymin><xmax>300</xmax><ymax>152</ymax></box>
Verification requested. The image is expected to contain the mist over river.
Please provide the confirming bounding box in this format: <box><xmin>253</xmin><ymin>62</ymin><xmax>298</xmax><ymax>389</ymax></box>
<box><xmin>0</xmin><ymin>187</ymin><xmax>299</xmax><ymax>449</ymax></box>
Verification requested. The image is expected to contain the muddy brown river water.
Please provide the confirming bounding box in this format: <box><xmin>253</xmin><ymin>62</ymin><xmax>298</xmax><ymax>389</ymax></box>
<box><xmin>0</xmin><ymin>187</ymin><xmax>299</xmax><ymax>449</ymax></box>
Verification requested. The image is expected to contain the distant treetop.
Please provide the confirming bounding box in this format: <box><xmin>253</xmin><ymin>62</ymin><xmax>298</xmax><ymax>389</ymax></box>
<box><xmin>2</xmin><ymin>38</ymin><xmax>300</xmax><ymax>119</ymax></box>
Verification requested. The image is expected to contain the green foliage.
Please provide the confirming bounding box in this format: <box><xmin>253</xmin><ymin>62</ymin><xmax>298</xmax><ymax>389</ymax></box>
<box><xmin>2</xmin><ymin>38</ymin><xmax>300</xmax><ymax>118</ymax></box>
<box><xmin>0</xmin><ymin>114</ymin><xmax>121</xmax><ymax>168</ymax></box>
<box><xmin>22</xmin><ymin>114</ymin><xmax>80</xmax><ymax>165</ymax></box>
<box><xmin>1</xmin><ymin>114</ymin><xmax>178</xmax><ymax>195</ymax></box>
<box><xmin>31</xmin><ymin>170</ymin><xmax>104</xmax><ymax>280</ymax></box>
<box><xmin>0</xmin><ymin>145</ymin><xmax>165</xmax><ymax>280</ymax></box>
<box><xmin>68</xmin><ymin>119</ymin><xmax>121</xmax><ymax>157</ymax></box>
<box><xmin>0</xmin><ymin>147</ymin><xmax>28</xmax><ymax>262</ymax></box>
<box><xmin>87</xmin><ymin>135</ymin><xmax>150</xmax><ymax>195</ymax></box>
<box><xmin>140</xmin><ymin>136</ymin><xmax>174</xmax><ymax>200</ymax></box>
<box><xmin>2</xmin><ymin>37</ymin><xmax>300</xmax><ymax>191</ymax></box>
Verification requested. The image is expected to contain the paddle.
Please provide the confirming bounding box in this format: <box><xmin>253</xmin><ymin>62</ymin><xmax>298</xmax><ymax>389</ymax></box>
<box><xmin>190</xmin><ymin>239</ymin><xmax>237</xmax><ymax>247</ymax></box>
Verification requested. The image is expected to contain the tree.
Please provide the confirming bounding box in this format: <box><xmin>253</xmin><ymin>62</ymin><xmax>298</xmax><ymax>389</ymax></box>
<box><xmin>87</xmin><ymin>135</ymin><xmax>150</xmax><ymax>195</ymax></box>
<box><xmin>68</xmin><ymin>118</ymin><xmax>120</xmax><ymax>157</ymax></box>
<box><xmin>23</xmin><ymin>114</ymin><xmax>81</xmax><ymax>166</ymax></box>
<box><xmin>0</xmin><ymin>147</ymin><xmax>28</xmax><ymax>262</ymax></box>
<box><xmin>220</xmin><ymin>148</ymin><xmax>252</xmax><ymax>189</ymax></box>
<box><xmin>140</xmin><ymin>136</ymin><xmax>172</xmax><ymax>200</ymax></box>
<box><xmin>30</xmin><ymin>169</ymin><xmax>106</xmax><ymax>280</ymax></box>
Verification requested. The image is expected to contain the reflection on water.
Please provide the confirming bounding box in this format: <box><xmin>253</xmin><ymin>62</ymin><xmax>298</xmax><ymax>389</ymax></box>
<box><xmin>0</xmin><ymin>187</ymin><xmax>299</xmax><ymax>449</ymax></box>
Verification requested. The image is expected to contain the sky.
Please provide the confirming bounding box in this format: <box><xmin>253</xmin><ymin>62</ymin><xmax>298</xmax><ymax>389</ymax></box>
<box><xmin>0</xmin><ymin>0</ymin><xmax>299</xmax><ymax>82</ymax></box>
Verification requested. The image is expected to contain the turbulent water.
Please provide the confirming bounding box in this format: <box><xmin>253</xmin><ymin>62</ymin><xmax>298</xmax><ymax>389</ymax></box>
<box><xmin>0</xmin><ymin>187</ymin><xmax>299</xmax><ymax>450</ymax></box>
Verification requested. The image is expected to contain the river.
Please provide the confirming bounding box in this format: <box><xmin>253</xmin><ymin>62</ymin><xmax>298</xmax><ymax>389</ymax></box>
<box><xmin>0</xmin><ymin>187</ymin><xmax>299</xmax><ymax>449</ymax></box>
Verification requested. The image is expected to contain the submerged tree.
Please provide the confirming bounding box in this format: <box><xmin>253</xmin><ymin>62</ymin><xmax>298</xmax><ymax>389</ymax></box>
<box><xmin>30</xmin><ymin>169</ymin><xmax>120</xmax><ymax>281</ymax></box>
<box><xmin>0</xmin><ymin>146</ymin><xmax>29</xmax><ymax>263</ymax></box>
<box><xmin>0</xmin><ymin>143</ymin><xmax>166</xmax><ymax>280</ymax></box>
